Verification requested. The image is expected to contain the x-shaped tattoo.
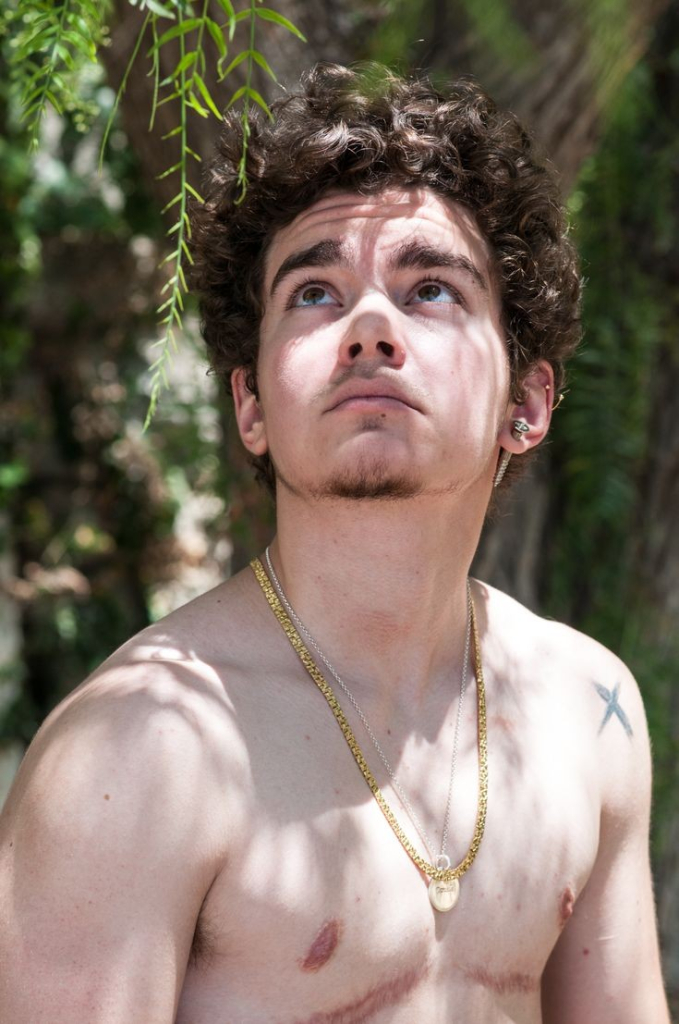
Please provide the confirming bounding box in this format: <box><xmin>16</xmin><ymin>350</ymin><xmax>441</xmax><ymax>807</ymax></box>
<box><xmin>593</xmin><ymin>682</ymin><xmax>633</xmax><ymax>738</ymax></box>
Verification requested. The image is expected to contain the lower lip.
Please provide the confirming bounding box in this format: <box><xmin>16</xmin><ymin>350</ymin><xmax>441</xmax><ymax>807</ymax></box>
<box><xmin>332</xmin><ymin>396</ymin><xmax>412</xmax><ymax>411</ymax></box>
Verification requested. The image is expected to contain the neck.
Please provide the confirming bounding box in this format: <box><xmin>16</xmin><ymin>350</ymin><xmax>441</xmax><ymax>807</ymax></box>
<box><xmin>268</xmin><ymin>486</ymin><xmax>488</xmax><ymax>713</ymax></box>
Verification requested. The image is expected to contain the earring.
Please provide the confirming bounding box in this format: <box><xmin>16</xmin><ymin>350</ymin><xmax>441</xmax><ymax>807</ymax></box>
<box><xmin>493</xmin><ymin>449</ymin><xmax>512</xmax><ymax>488</ymax></box>
<box><xmin>494</xmin><ymin>419</ymin><xmax>530</xmax><ymax>488</ymax></box>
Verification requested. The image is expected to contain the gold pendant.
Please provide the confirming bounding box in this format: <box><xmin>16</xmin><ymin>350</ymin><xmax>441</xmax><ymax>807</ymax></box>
<box><xmin>428</xmin><ymin>876</ymin><xmax>460</xmax><ymax>912</ymax></box>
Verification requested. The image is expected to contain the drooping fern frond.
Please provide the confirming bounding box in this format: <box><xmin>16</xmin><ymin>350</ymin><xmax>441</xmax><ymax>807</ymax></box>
<box><xmin>10</xmin><ymin>0</ymin><xmax>106</xmax><ymax>148</ymax></box>
<box><xmin>141</xmin><ymin>0</ymin><xmax>305</xmax><ymax>423</ymax></box>
<box><xmin>9</xmin><ymin>0</ymin><xmax>306</xmax><ymax>427</ymax></box>
<box><xmin>226</xmin><ymin>1</ymin><xmax>304</xmax><ymax>200</ymax></box>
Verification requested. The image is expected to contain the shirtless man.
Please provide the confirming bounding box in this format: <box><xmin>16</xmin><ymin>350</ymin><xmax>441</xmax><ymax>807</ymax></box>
<box><xmin>0</xmin><ymin>63</ymin><xmax>670</xmax><ymax>1023</ymax></box>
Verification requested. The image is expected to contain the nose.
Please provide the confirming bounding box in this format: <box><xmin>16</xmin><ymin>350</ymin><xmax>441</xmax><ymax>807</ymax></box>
<box><xmin>337</xmin><ymin>305</ymin><xmax>406</xmax><ymax>369</ymax></box>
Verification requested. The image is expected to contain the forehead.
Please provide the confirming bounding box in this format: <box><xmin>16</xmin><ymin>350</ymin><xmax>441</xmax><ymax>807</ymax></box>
<box><xmin>263</xmin><ymin>188</ymin><xmax>492</xmax><ymax>288</ymax></box>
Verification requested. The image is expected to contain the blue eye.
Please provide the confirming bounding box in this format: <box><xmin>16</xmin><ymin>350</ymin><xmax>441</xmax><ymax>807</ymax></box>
<box><xmin>411</xmin><ymin>282</ymin><xmax>458</xmax><ymax>304</ymax></box>
<box><xmin>294</xmin><ymin>285</ymin><xmax>334</xmax><ymax>307</ymax></box>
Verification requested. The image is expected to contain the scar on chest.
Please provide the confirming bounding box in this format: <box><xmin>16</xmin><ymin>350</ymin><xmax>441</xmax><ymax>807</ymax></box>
<box><xmin>558</xmin><ymin>886</ymin><xmax>575</xmax><ymax>929</ymax></box>
<box><xmin>463</xmin><ymin>966</ymin><xmax>539</xmax><ymax>995</ymax></box>
<box><xmin>299</xmin><ymin>918</ymin><xmax>343</xmax><ymax>972</ymax></box>
<box><xmin>294</xmin><ymin>963</ymin><xmax>428</xmax><ymax>1024</ymax></box>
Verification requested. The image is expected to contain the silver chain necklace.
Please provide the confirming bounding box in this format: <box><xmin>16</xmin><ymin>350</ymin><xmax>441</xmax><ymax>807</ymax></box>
<box><xmin>264</xmin><ymin>546</ymin><xmax>471</xmax><ymax>868</ymax></box>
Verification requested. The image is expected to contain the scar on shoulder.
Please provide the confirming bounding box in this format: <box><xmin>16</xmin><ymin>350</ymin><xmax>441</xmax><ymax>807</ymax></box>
<box><xmin>299</xmin><ymin>918</ymin><xmax>343</xmax><ymax>972</ymax></box>
<box><xmin>558</xmin><ymin>886</ymin><xmax>575</xmax><ymax>929</ymax></box>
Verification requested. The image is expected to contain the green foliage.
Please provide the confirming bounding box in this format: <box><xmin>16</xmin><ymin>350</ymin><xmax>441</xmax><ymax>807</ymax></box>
<box><xmin>548</xmin><ymin>61</ymin><xmax>676</xmax><ymax>637</ymax></box>
<box><xmin>7</xmin><ymin>0</ymin><xmax>106</xmax><ymax>146</ymax></box>
<box><xmin>545</xmin><ymin>55</ymin><xmax>679</xmax><ymax>830</ymax></box>
<box><xmin>6</xmin><ymin>0</ymin><xmax>305</xmax><ymax>426</ymax></box>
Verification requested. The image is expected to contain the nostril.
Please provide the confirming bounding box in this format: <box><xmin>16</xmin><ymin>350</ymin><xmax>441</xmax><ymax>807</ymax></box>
<box><xmin>348</xmin><ymin>342</ymin><xmax>362</xmax><ymax>358</ymax></box>
<box><xmin>376</xmin><ymin>341</ymin><xmax>395</xmax><ymax>357</ymax></box>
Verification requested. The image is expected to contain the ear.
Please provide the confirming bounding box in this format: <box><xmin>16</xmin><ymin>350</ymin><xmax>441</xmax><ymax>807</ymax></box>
<box><xmin>498</xmin><ymin>360</ymin><xmax>555</xmax><ymax>455</ymax></box>
<box><xmin>232</xmin><ymin>367</ymin><xmax>268</xmax><ymax>456</ymax></box>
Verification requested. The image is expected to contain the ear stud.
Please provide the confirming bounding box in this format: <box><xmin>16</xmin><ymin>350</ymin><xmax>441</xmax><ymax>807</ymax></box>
<box><xmin>511</xmin><ymin>419</ymin><xmax>530</xmax><ymax>440</ymax></box>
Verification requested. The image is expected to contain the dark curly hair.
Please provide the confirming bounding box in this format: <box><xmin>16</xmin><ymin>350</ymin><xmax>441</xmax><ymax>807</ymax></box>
<box><xmin>192</xmin><ymin>62</ymin><xmax>581</xmax><ymax>494</ymax></box>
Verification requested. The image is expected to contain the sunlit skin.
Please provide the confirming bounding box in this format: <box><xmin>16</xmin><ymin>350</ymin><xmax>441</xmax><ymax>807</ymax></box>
<box><xmin>0</xmin><ymin>188</ymin><xmax>669</xmax><ymax>1024</ymax></box>
<box><xmin>238</xmin><ymin>188</ymin><xmax>540</xmax><ymax>504</ymax></box>
<box><xmin>232</xmin><ymin>189</ymin><xmax>552</xmax><ymax>702</ymax></box>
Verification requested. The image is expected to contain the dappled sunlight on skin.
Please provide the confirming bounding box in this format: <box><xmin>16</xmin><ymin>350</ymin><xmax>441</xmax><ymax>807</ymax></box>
<box><xmin>0</xmin><ymin>644</ymin><xmax>245</xmax><ymax>1024</ymax></box>
<box><xmin>3</xmin><ymin>565</ymin><xmax>612</xmax><ymax>1024</ymax></box>
<box><xmin>256</xmin><ymin>189</ymin><xmax>509</xmax><ymax>510</ymax></box>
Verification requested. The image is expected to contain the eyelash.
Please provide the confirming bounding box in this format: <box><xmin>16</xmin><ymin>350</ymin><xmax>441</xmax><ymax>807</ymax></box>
<box><xmin>284</xmin><ymin>276</ymin><xmax>466</xmax><ymax>310</ymax></box>
<box><xmin>413</xmin><ymin>277</ymin><xmax>465</xmax><ymax>308</ymax></box>
<box><xmin>284</xmin><ymin>276</ymin><xmax>333</xmax><ymax>310</ymax></box>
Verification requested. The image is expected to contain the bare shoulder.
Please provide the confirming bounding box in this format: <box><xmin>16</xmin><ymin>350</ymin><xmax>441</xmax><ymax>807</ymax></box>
<box><xmin>1</xmin><ymin>564</ymin><xmax>265</xmax><ymax>852</ymax></box>
<box><xmin>0</xmin><ymin>568</ymin><xmax>270</xmax><ymax>1021</ymax></box>
<box><xmin>476</xmin><ymin>580</ymin><xmax>652</xmax><ymax>818</ymax></box>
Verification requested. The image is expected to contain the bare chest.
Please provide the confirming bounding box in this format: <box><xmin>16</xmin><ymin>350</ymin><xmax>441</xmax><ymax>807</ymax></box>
<box><xmin>175</xmin><ymin>689</ymin><xmax>599</xmax><ymax>1024</ymax></box>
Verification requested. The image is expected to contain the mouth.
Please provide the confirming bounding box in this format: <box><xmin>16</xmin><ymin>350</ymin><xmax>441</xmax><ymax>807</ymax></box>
<box><xmin>326</xmin><ymin>382</ymin><xmax>420</xmax><ymax>414</ymax></box>
<box><xmin>331</xmin><ymin>395</ymin><xmax>413</xmax><ymax>412</ymax></box>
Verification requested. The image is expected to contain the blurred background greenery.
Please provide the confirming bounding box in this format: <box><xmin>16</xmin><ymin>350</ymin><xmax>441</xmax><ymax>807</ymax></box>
<box><xmin>1</xmin><ymin>0</ymin><xmax>678</xmax><ymax>1006</ymax></box>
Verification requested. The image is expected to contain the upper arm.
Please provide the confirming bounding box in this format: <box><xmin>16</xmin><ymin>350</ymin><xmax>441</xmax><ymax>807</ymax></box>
<box><xmin>541</xmin><ymin>658</ymin><xmax>669</xmax><ymax>1023</ymax></box>
<box><xmin>0</xmin><ymin>672</ymin><xmax>229</xmax><ymax>1024</ymax></box>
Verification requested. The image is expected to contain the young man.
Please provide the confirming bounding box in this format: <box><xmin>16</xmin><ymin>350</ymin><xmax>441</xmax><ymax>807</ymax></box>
<box><xmin>0</xmin><ymin>64</ymin><xmax>669</xmax><ymax>1023</ymax></box>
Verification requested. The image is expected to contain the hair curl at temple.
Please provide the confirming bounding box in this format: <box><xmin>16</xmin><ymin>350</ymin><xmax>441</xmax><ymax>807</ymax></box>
<box><xmin>191</xmin><ymin>62</ymin><xmax>582</xmax><ymax>494</ymax></box>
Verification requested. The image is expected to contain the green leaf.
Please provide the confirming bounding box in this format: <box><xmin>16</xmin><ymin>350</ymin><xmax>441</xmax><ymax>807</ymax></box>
<box><xmin>157</xmin><ymin>161</ymin><xmax>182</xmax><ymax>179</ymax></box>
<box><xmin>156</xmin><ymin>90</ymin><xmax>181</xmax><ymax>108</ymax></box>
<box><xmin>219</xmin><ymin>48</ymin><xmax>249</xmax><ymax>79</ymax></box>
<box><xmin>246</xmin><ymin>86</ymin><xmax>273</xmax><ymax>118</ymax></box>
<box><xmin>251</xmin><ymin>49</ymin><xmax>277</xmax><ymax>81</ymax></box>
<box><xmin>56</xmin><ymin>46</ymin><xmax>76</xmax><ymax>70</ymax></box>
<box><xmin>193</xmin><ymin>72</ymin><xmax>222</xmax><ymax>118</ymax></box>
<box><xmin>186</xmin><ymin>90</ymin><xmax>209</xmax><ymax>117</ymax></box>
<box><xmin>63</xmin><ymin>30</ymin><xmax>96</xmax><ymax>60</ymax></box>
<box><xmin>172</xmin><ymin>50</ymin><xmax>197</xmax><ymax>76</ymax></box>
<box><xmin>185</xmin><ymin>181</ymin><xmax>204</xmax><ymax>202</ymax></box>
<box><xmin>79</xmin><ymin>0</ymin><xmax>103</xmax><ymax>21</ymax></box>
<box><xmin>205</xmin><ymin>17</ymin><xmax>227</xmax><ymax>57</ymax></box>
<box><xmin>142</xmin><ymin>0</ymin><xmax>177</xmax><ymax>18</ymax></box>
<box><xmin>162</xmin><ymin>124</ymin><xmax>184</xmax><ymax>139</ymax></box>
<box><xmin>255</xmin><ymin>8</ymin><xmax>306</xmax><ymax>41</ymax></box>
<box><xmin>216</xmin><ymin>0</ymin><xmax>236</xmax><ymax>22</ymax></box>
<box><xmin>45</xmin><ymin>89</ymin><xmax>63</xmax><ymax>114</ymax></box>
<box><xmin>148</xmin><ymin>18</ymin><xmax>203</xmax><ymax>54</ymax></box>
<box><xmin>161</xmin><ymin>193</ymin><xmax>182</xmax><ymax>213</ymax></box>
<box><xmin>225</xmin><ymin>84</ymin><xmax>248</xmax><ymax>108</ymax></box>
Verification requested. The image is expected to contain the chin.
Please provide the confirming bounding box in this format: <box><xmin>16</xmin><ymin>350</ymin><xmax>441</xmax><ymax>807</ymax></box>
<box><xmin>314</xmin><ymin>455</ymin><xmax>424</xmax><ymax>501</ymax></box>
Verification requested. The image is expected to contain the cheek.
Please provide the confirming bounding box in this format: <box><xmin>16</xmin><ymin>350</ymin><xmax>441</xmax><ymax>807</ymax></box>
<box><xmin>261</xmin><ymin>325</ymin><xmax>332</xmax><ymax>404</ymax></box>
<box><xmin>437</xmin><ymin>320</ymin><xmax>509</xmax><ymax>400</ymax></box>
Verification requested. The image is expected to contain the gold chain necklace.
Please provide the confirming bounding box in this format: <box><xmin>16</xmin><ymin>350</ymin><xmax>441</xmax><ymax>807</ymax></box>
<box><xmin>251</xmin><ymin>556</ymin><xmax>489</xmax><ymax>910</ymax></box>
<box><xmin>264</xmin><ymin>545</ymin><xmax>472</xmax><ymax>867</ymax></box>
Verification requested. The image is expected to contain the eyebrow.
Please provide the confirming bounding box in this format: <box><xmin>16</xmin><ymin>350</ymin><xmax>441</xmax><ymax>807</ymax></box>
<box><xmin>268</xmin><ymin>236</ymin><xmax>488</xmax><ymax>299</ymax></box>
<box><xmin>269</xmin><ymin>239</ymin><xmax>348</xmax><ymax>298</ymax></box>
<box><xmin>389</xmin><ymin>240</ymin><xmax>488</xmax><ymax>293</ymax></box>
